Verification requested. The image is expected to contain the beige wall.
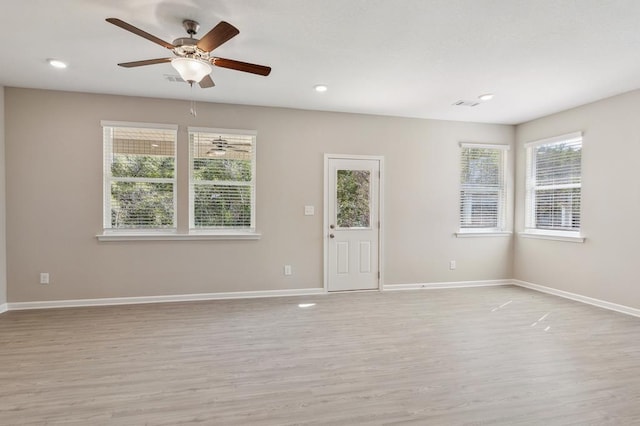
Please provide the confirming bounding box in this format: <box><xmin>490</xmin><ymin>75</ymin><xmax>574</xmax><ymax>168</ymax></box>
<box><xmin>514</xmin><ymin>89</ymin><xmax>640</xmax><ymax>309</ymax></box>
<box><xmin>5</xmin><ymin>88</ymin><xmax>514</xmax><ymax>303</ymax></box>
<box><xmin>0</xmin><ymin>86</ymin><xmax>6</xmax><ymax>307</ymax></box>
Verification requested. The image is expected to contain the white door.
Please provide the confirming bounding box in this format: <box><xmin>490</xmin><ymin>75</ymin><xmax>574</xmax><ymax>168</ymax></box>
<box><xmin>326</xmin><ymin>157</ymin><xmax>381</xmax><ymax>292</ymax></box>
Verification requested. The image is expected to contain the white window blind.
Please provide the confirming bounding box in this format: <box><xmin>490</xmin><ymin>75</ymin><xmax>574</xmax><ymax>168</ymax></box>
<box><xmin>525</xmin><ymin>132</ymin><xmax>582</xmax><ymax>233</ymax></box>
<box><xmin>188</xmin><ymin>128</ymin><xmax>256</xmax><ymax>230</ymax></box>
<box><xmin>102</xmin><ymin>122</ymin><xmax>177</xmax><ymax>230</ymax></box>
<box><xmin>459</xmin><ymin>144</ymin><xmax>508</xmax><ymax>232</ymax></box>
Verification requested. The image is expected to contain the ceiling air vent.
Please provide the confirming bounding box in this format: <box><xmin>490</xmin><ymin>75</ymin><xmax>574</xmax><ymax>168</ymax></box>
<box><xmin>164</xmin><ymin>74</ymin><xmax>185</xmax><ymax>83</ymax></box>
<box><xmin>453</xmin><ymin>100</ymin><xmax>480</xmax><ymax>107</ymax></box>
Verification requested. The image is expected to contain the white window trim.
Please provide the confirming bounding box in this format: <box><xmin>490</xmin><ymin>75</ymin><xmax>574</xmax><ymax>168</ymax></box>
<box><xmin>524</xmin><ymin>131</ymin><xmax>582</xmax><ymax>148</ymax></box>
<box><xmin>458</xmin><ymin>142</ymin><xmax>510</xmax><ymax>235</ymax></box>
<box><xmin>518</xmin><ymin>230</ymin><xmax>585</xmax><ymax>243</ymax></box>
<box><xmin>102</xmin><ymin>121</ymin><xmax>178</xmax><ymax>232</ymax></box>
<box><xmin>460</xmin><ymin>142</ymin><xmax>511</xmax><ymax>151</ymax></box>
<box><xmin>97</xmin><ymin>123</ymin><xmax>261</xmax><ymax>241</ymax></box>
<box><xmin>188</xmin><ymin>127</ymin><xmax>257</xmax><ymax>233</ymax></box>
<box><xmin>97</xmin><ymin>230</ymin><xmax>261</xmax><ymax>241</ymax></box>
<box><xmin>455</xmin><ymin>231</ymin><xmax>512</xmax><ymax>238</ymax></box>
<box><xmin>100</xmin><ymin>121</ymin><xmax>179</xmax><ymax>131</ymax></box>
<box><xmin>523</xmin><ymin>131</ymin><xmax>583</xmax><ymax>241</ymax></box>
<box><xmin>188</xmin><ymin>127</ymin><xmax>257</xmax><ymax>136</ymax></box>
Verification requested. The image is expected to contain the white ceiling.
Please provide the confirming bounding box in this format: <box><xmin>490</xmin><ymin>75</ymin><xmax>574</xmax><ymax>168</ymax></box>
<box><xmin>2</xmin><ymin>0</ymin><xmax>639</xmax><ymax>125</ymax></box>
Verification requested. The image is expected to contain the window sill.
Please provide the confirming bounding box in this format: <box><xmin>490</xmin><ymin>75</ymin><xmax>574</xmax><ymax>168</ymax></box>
<box><xmin>518</xmin><ymin>231</ymin><xmax>585</xmax><ymax>243</ymax></box>
<box><xmin>97</xmin><ymin>231</ymin><xmax>262</xmax><ymax>241</ymax></box>
<box><xmin>455</xmin><ymin>231</ymin><xmax>512</xmax><ymax>238</ymax></box>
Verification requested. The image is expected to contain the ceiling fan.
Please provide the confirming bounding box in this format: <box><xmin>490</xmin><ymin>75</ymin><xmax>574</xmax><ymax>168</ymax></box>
<box><xmin>206</xmin><ymin>136</ymin><xmax>251</xmax><ymax>156</ymax></box>
<box><xmin>106</xmin><ymin>17</ymin><xmax>271</xmax><ymax>88</ymax></box>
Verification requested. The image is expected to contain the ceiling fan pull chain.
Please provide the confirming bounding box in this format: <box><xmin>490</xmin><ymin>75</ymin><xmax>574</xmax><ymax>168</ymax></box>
<box><xmin>189</xmin><ymin>82</ymin><xmax>197</xmax><ymax>117</ymax></box>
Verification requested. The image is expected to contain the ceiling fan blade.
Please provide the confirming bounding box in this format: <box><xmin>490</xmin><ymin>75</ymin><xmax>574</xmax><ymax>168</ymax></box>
<box><xmin>106</xmin><ymin>18</ymin><xmax>175</xmax><ymax>49</ymax></box>
<box><xmin>196</xmin><ymin>21</ymin><xmax>239</xmax><ymax>52</ymax></box>
<box><xmin>199</xmin><ymin>74</ymin><xmax>215</xmax><ymax>88</ymax></box>
<box><xmin>117</xmin><ymin>58</ymin><xmax>172</xmax><ymax>68</ymax></box>
<box><xmin>211</xmin><ymin>57</ymin><xmax>271</xmax><ymax>76</ymax></box>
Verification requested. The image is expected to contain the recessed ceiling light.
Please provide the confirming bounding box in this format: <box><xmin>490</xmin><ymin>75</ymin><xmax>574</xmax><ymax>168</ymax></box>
<box><xmin>478</xmin><ymin>93</ymin><xmax>494</xmax><ymax>101</ymax></box>
<box><xmin>314</xmin><ymin>84</ymin><xmax>328</xmax><ymax>93</ymax></box>
<box><xmin>47</xmin><ymin>59</ymin><xmax>68</xmax><ymax>69</ymax></box>
<box><xmin>298</xmin><ymin>303</ymin><xmax>316</xmax><ymax>308</ymax></box>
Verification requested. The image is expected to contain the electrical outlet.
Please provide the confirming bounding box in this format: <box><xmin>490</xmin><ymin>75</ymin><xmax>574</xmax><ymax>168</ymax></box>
<box><xmin>449</xmin><ymin>260</ymin><xmax>456</xmax><ymax>270</ymax></box>
<box><xmin>284</xmin><ymin>265</ymin><xmax>292</xmax><ymax>276</ymax></box>
<box><xmin>40</xmin><ymin>272</ymin><xmax>50</xmax><ymax>284</ymax></box>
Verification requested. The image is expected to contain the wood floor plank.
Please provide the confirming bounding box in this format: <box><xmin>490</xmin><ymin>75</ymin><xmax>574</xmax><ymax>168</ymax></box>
<box><xmin>1</xmin><ymin>286</ymin><xmax>640</xmax><ymax>425</ymax></box>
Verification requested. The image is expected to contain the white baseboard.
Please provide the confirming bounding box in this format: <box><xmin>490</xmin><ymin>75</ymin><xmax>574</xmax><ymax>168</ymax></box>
<box><xmin>384</xmin><ymin>279</ymin><xmax>512</xmax><ymax>291</ymax></box>
<box><xmin>512</xmin><ymin>279</ymin><xmax>640</xmax><ymax>318</ymax></box>
<box><xmin>7</xmin><ymin>288</ymin><xmax>325</xmax><ymax>311</ymax></box>
<box><xmin>6</xmin><ymin>280</ymin><xmax>639</xmax><ymax>319</ymax></box>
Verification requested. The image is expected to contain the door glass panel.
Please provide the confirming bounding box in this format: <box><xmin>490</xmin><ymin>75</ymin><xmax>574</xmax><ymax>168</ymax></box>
<box><xmin>336</xmin><ymin>169</ymin><xmax>371</xmax><ymax>228</ymax></box>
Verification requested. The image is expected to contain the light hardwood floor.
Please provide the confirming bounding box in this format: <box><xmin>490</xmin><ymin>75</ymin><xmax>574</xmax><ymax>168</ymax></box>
<box><xmin>1</xmin><ymin>285</ymin><xmax>640</xmax><ymax>425</ymax></box>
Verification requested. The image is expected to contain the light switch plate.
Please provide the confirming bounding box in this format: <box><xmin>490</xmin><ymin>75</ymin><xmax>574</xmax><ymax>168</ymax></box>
<box><xmin>304</xmin><ymin>205</ymin><xmax>315</xmax><ymax>216</ymax></box>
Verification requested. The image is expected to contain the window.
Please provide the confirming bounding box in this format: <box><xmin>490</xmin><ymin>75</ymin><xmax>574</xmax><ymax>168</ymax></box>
<box><xmin>459</xmin><ymin>143</ymin><xmax>508</xmax><ymax>233</ymax></box>
<box><xmin>100</xmin><ymin>123</ymin><xmax>259</xmax><ymax>241</ymax></box>
<box><xmin>337</xmin><ymin>169</ymin><xmax>371</xmax><ymax>228</ymax></box>
<box><xmin>525</xmin><ymin>132</ymin><xmax>582</xmax><ymax>237</ymax></box>
<box><xmin>102</xmin><ymin>122</ymin><xmax>177</xmax><ymax>231</ymax></box>
<box><xmin>189</xmin><ymin>128</ymin><xmax>256</xmax><ymax>232</ymax></box>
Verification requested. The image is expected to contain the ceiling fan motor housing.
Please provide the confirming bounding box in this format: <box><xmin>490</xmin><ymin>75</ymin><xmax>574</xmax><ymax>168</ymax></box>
<box><xmin>172</xmin><ymin>21</ymin><xmax>204</xmax><ymax>57</ymax></box>
<box><xmin>172</xmin><ymin>37</ymin><xmax>204</xmax><ymax>58</ymax></box>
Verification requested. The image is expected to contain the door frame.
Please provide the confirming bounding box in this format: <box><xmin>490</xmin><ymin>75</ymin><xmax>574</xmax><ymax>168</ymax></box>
<box><xmin>323</xmin><ymin>154</ymin><xmax>385</xmax><ymax>292</ymax></box>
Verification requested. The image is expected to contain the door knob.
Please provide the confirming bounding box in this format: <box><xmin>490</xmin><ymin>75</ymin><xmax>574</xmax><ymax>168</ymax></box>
<box><xmin>329</xmin><ymin>233</ymin><xmax>335</xmax><ymax>238</ymax></box>
<box><xmin>329</xmin><ymin>224</ymin><xmax>335</xmax><ymax>229</ymax></box>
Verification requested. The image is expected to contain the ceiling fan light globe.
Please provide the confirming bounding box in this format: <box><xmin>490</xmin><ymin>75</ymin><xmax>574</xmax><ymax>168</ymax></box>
<box><xmin>171</xmin><ymin>57</ymin><xmax>212</xmax><ymax>83</ymax></box>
